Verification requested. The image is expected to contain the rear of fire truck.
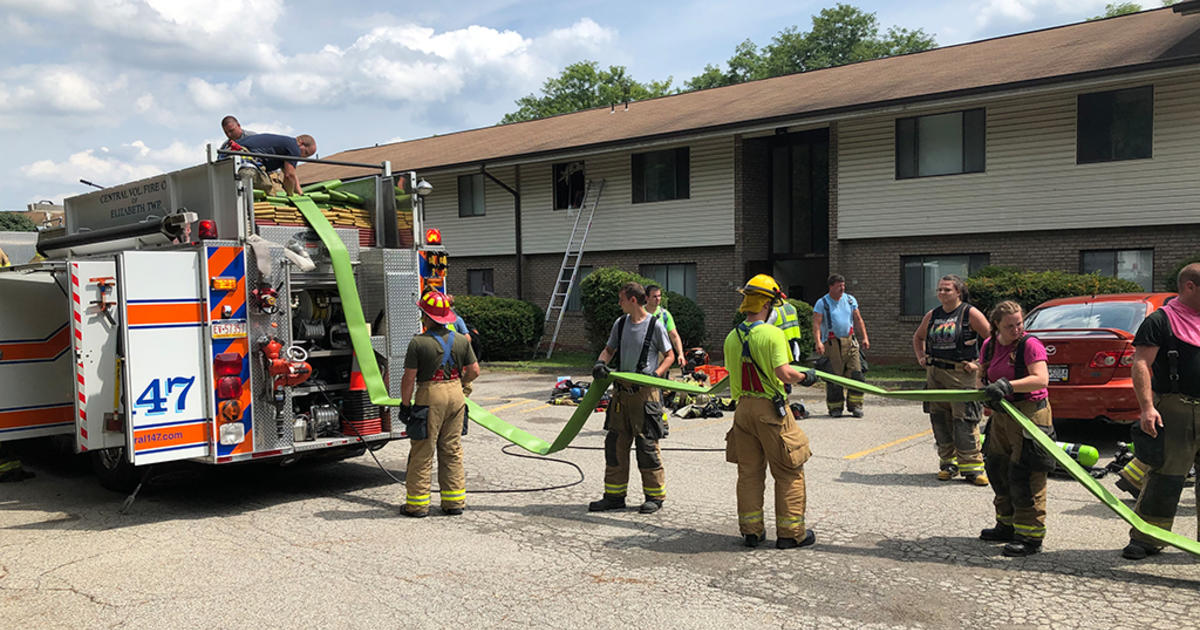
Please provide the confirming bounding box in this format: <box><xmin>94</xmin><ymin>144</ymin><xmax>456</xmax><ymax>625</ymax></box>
<box><xmin>0</xmin><ymin>149</ymin><xmax>446</xmax><ymax>490</ymax></box>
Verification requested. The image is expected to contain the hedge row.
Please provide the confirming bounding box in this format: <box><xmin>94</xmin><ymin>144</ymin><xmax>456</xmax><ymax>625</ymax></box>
<box><xmin>578</xmin><ymin>267</ymin><xmax>707</xmax><ymax>352</ymax></box>
<box><xmin>965</xmin><ymin>266</ymin><xmax>1143</xmax><ymax>314</ymax></box>
<box><xmin>453</xmin><ymin>296</ymin><xmax>543</xmax><ymax>360</ymax></box>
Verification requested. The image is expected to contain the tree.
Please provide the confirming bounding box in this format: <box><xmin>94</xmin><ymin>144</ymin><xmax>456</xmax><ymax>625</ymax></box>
<box><xmin>501</xmin><ymin>61</ymin><xmax>675</xmax><ymax>124</ymax></box>
<box><xmin>685</xmin><ymin>3</ymin><xmax>936</xmax><ymax>91</ymax></box>
<box><xmin>0</xmin><ymin>212</ymin><xmax>37</xmax><ymax>232</ymax></box>
<box><xmin>1089</xmin><ymin>1</ymin><xmax>1179</xmax><ymax>20</ymax></box>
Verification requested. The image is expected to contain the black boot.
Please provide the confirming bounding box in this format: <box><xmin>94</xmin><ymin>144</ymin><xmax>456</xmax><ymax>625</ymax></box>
<box><xmin>588</xmin><ymin>494</ymin><xmax>627</xmax><ymax>512</ymax></box>
<box><xmin>743</xmin><ymin>533</ymin><xmax>765</xmax><ymax>548</ymax></box>
<box><xmin>1121</xmin><ymin>539</ymin><xmax>1161</xmax><ymax>560</ymax></box>
<box><xmin>1114</xmin><ymin>476</ymin><xmax>1141</xmax><ymax>499</ymax></box>
<box><xmin>776</xmin><ymin>529</ymin><xmax>816</xmax><ymax>549</ymax></box>
<box><xmin>638</xmin><ymin>497</ymin><xmax>663</xmax><ymax>514</ymax></box>
<box><xmin>1002</xmin><ymin>540</ymin><xmax>1042</xmax><ymax>557</ymax></box>
<box><xmin>979</xmin><ymin>523</ymin><xmax>1014</xmax><ymax>542</ymax></box>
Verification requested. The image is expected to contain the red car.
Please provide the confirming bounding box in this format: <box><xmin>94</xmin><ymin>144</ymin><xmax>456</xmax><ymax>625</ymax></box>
<box><xmin>1024</xmin><ymin>292</ymin><xmax>1176</xmax><ymax>424</ymax></box>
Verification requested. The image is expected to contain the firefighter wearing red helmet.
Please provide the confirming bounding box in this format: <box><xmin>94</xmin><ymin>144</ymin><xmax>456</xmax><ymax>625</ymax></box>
<box><xmin>399</xmin><ymin>291</ymin><xmax>480</xmax><ymax>517</ymax></box>
<box><xmin>724</xmin><ymin>274</ymin><xmax>820</xmax><ymax>549</ymax></box>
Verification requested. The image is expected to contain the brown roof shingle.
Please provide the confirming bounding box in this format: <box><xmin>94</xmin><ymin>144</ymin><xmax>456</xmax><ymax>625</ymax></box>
<box><xmin>301</xmin><ymin>8</ymin><xmax>1200</xmax><ymax>183</ymax></box>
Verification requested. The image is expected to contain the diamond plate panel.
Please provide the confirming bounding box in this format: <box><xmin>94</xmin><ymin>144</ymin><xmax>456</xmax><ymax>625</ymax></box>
<box><xmin>256</xmin><ymin>225</ymin><xmax>361</xmax><ymax>265</ymax></box>
<box><xmin>247</xmin><ymin>244</ymin><xmax>294</xmax><ymax>452</ymax></box>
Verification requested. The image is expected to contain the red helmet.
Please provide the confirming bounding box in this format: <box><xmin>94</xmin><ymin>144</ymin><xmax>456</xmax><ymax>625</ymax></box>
<box><xmin>419</xmin><ymin>291</ymin><xmax>457</xmax><ymax>324</ymax></box>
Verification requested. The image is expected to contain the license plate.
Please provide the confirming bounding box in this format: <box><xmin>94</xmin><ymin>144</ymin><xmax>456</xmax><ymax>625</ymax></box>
<box><xmin>1048</xmin><ymin>365</ymin><xmax>1069</xmax><ymax>383</ymax></box>
<box><xmin>211</xmin><ymin>320</ymin><xmax>247</xmax><ymax>339</ymax></box>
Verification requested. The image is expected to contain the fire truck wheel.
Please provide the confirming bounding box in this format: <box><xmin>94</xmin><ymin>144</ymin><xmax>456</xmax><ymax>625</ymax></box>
<box><xmin>90</xmin><ymin>447</ymin><xmax>139</xmax><ymax>493</ymax></box>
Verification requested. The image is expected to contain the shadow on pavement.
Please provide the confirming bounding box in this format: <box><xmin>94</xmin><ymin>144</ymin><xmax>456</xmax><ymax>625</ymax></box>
<box><xmin>821</xmin><ymin>534</ymin><xmax>1200</xmax><ymax>589</ymax></box>
<box><xmin>836</xmin><ymin>470</ymin><xmax>949</xmax><ymax>488</ymax></box>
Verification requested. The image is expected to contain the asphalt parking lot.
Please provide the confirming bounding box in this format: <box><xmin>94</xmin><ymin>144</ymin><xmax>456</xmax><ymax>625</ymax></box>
<box><xmin>2</xmin><ymin>370</ymin><xmax>1198</xmax><ymax>629</ymax></box>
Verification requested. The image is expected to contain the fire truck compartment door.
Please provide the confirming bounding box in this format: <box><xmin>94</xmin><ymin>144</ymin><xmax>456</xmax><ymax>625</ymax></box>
<box><xmin>119</xmin><ymin>251</ymin><xmax>212</xmax><ymax>465</ymax></box>
<box><xmin>0</xmin><ymin>271</ymin><xmax>73</xmax><ymax>441</ymax></box>
<box><xmin>68</xmin><ymin>260</ymin><xmax>125</xmax><ymax>453</ymax></box>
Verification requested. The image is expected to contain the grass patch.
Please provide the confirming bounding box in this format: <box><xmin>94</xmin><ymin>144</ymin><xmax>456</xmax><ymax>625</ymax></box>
<box><xmin>483</xmin><ymin>350</ymin><xmax>595</xmax><ymax>373</ymax></box>
<box><xmin>865</xmin><ymin>362</ymin><xmax>925</xmax><ymax>381</ymax></box>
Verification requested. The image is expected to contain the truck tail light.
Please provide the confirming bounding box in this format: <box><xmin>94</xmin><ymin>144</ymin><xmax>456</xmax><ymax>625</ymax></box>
<box><xmin>199</xmin><ymin>220</ymin><xmax>218</xmax><ymax>239</ymax></box>
<box><xmin>217</xmin><ymin>376</ymin><xmax>243</xmax><ymax>399</ymax></box>
<box><xmin>215</xmin><ymin>352</ymin><xmax>242</xmax><ymax>377</ymax></box>
<box><xmin>1089</xmin><ymin>350</ymin><xmax>1135</xmax><ymax>368</ymax></box>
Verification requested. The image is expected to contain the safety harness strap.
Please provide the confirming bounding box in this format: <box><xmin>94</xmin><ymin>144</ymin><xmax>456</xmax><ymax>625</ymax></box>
<box><xmin>614</xmin><ymin>314</ymin><xmax>661</xmax><ymax>374</ymax></box>
<box><xmin>431</xmin><ymin>330</ymin><xmax>460</xmax><ymax>381</ymax></box>
<box><xmin>737</xmin><ymin>321</ymin><xmax>781</xmax><ymax>397</ymax></box>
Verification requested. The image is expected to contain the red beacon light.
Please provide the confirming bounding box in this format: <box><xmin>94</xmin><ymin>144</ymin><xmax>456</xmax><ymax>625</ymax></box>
<box><xmin>198</xmin><ymin>220</ymin><xmax>219</xmax><ymax>239</ymax></box>
<box><xmin>425</xmin><ymin>228</ymin><xmax>442</xmax><ymax>245</ymax></box>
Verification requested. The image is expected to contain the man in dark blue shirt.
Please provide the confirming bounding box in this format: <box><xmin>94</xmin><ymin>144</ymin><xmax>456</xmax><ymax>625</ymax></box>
<box><xmin>237</xmin><ymin>133</ymin><xmax>317</xmax><ymax>195</ymax></box>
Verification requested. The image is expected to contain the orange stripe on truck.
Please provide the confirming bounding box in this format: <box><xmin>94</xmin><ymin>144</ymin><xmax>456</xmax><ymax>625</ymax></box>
<box><xmin>133</xmin><ymin>421</ymin><xmax>210</xmax><ymax>452</ymax></box>
<box><xmin>0</xmin><ymin>404</ymin><xmax>73</xmax><ymax>430</ymax></box>
<box><xmin>0</xmin><ymin>326</ymin><xmax>71</xmax><ymax>363</ymax></box>
<box><xmin>126</xmin><ymin>302</ymin><xmax>205</xmax><ymax>326</ymax></box>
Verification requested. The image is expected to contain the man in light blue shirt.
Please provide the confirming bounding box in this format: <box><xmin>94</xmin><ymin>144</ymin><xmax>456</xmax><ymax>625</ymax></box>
<box><xmin>811</xmin><ymin>274</ymin><xmax>870</xmax><ymax>417</ymax></box>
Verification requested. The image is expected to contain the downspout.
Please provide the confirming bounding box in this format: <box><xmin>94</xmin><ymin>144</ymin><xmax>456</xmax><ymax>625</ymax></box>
<box><xmin>480</xmin><ymin>165</ymin><xmax>521</xmax><ymax>299</ymax></box>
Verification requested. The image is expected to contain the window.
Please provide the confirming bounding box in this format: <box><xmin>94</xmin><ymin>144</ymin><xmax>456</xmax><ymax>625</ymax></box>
<box><xmin>1081</xmin><ymin>249</ymin><xmax>1153</xmax><ymax>291</ymax></box>
<box><xmin>895</xmin><ymin>109</ymin><xmax>985</xmax><ymax>179</ymax></box>
<box><xmin>566</xmin><ymin>266</ymin><xmax>593</xmax><ymax>311</ymax></box>
<box><xmin>640</xmin><ymin>263</ymin><xmax>698</xmax><ymax>301</ymax></box>
<box><xmin>467</xmin><ymin>269</ymin><xmax>494</xmax><ymax>296</ymax></box>
<box><xmin>902</xmin><ymin>254</ymin><xmax>989</xmax><ymax>316</ymax></box>
<box><xmin>553</xmin><ymin>161</ymin><xmax>586</xmax><ymax>210</ymax></box>
<box><xmin>1077</xmin><ymin>86</ymin><xmax>1153</xmax><ymax>164</ymax></box>
<box><xmin>458</xmin><ymin>173</ymin><xmax>485</xmax><ymax>217</ymax></box>
<box><xmin>632</xmin><ymin>147</ymin><xmax>689</xmax><ymax>203</ymax></box>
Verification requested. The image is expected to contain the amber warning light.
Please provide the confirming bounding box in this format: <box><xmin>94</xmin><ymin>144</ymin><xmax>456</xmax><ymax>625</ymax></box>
<box><xmin>425</xmin><ymin>228</ymin><xmax>442</xmax><ymax>245</ymax></box>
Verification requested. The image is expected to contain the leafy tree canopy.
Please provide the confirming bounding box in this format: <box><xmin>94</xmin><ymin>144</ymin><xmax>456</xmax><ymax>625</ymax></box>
<box><xmin>0</xmin><ymin>212</ymin><xmax>38</xmax><ymax>232</ymax></box>
<box><xmin>500</xmin><ymin>61</ymin><xmax>674</xmax><ymax>124</ymax></box>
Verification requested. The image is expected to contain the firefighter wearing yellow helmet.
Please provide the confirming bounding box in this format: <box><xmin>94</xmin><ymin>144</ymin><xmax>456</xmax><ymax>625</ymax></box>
<box><xmin>723</xmin><ymin>274</ymin><xmax>820</xmax><ymax>548</ymax></box>
<box><xmin>398</xmin><ymin>291</ymin><xmax>480</xmax><ymax>517</ymax></box>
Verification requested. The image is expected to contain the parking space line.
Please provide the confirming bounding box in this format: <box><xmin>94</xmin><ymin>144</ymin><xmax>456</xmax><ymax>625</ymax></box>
<box><xmin>486</xmin><ymin>399</ymin><xmax>542</xmax><ymax>412</ymax></box>
<box><xmin>843</xmin><ymin>429</ymin><xmax>932</xmax><ymax>460</ymax></box>
<box><xmin>518</xmin><ymin>403</ymin><xmax>553</xmax><ymax>413</ymax></box>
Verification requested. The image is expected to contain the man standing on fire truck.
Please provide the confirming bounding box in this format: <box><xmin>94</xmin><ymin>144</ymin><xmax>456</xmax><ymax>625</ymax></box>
<box><xmin>399</xmin><ymin>291</ymin><xmax>479</xmax><ymax>517</ymax></box>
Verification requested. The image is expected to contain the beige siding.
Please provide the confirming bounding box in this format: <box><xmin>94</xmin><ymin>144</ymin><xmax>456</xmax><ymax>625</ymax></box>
<box><xmin>425</xmin><ymin>137</ymin><xmax>734</xmax><ymax>257</ymax></box>
<box><xmin>422</xmin><ymin>166</ymin><xmax>517</xmax><ymax>256</ymax></box>
<box><xmin>520</xmin><ymin>136</ymin><xmax>734</xmax><ymax>254</ymax></box>
<box><xmin>837</xmin><ymin>74</ymin><xmax>1200</xmax><ymax>239</ymax></box>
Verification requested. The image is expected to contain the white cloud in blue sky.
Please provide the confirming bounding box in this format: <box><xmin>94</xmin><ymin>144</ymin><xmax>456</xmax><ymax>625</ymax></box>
<box><xmin>0</xmin><ymin>0</ymin><xmax>1129</xmax><ymax>209</ymax></box>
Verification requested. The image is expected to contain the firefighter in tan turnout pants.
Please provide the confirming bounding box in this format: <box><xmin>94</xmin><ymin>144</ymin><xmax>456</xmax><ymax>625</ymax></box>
<box><xmin>590</xmin><ymin>282</ymin><xmax>675</xmax><ymax>514</ymax></box>
<box><xmin>399</xmin><ymin>291</ymin><xmax>479</xmax><ymax>517</ymax></box>
<box><xmin>813</xmin><ymin>274</ymin><xmax>869</xmax><ymax>417</ymax></box>
<box><xmin>724</xmin><ymin>274</ymin><xmax>821</xmax><ymax>549</ymax></box>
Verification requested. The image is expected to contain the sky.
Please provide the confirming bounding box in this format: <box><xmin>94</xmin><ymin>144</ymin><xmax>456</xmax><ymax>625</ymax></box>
<box><xmin>0</xmin><ymin>0</ymin><xmax>1152</xmax><ymax>210</ymax></box>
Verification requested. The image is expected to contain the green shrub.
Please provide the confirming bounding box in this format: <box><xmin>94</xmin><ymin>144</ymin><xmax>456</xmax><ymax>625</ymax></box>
<box><xmin>663</xmin><ymin>290</ymin><xmax>706</xmax><ymax>348</ymax></box>
<box><xmin>0</xmin><ymin>213</ymin><xmax>37</xmax><ymax>232</ymax></box>
<box><xmin>1164</xmin><ymin>255</ymin><xmax>1200</xmax><ymax>292</ymax></box>
<box><xmin>453</xmin><ymin>296</ymin><xmax>544</xmax><ymax>360</ymax></box>
<box><xmin>579</xmin><ymin>267</ymin><xmax>658</xmax><ymax>352</ymax></box>
<box><xmin>729</xmin><ymin>298</ymin><xmax>815</xmax><ymax>359</ymax></box>
<box><xmin>966</xmin><ymin>269</ymin><xmax>1143</xmax><ymax>315</ymax></box>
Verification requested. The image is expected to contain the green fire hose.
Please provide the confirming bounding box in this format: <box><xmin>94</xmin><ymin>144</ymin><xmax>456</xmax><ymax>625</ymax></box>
<box><xmin>287</xmin><ymin>194</ymin><xmax>1199</xmax><ymax>558</ymax></box>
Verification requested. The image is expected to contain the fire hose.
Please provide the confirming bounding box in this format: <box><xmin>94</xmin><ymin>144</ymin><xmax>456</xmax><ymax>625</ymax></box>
<box><xmin>286</xmin><ymin>193</ymin><xmax>1200</xmax><ymax>558</ymax></box>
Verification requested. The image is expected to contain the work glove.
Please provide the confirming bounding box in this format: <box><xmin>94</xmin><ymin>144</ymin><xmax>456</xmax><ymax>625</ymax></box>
<box><xmin>592</xmin><ymin>361</ymin><xmax>611</xmax><ymax>381</ymax></box>
<box><xmin>798</xmin><ymin>370</ymin><xmax>820</xmax><ymax>387</ymax></box>
<box><xmin>397</xmin><ymin>404</ymin><xmax>412</xmax><ymax>424</ymax></box>
<box><xmin>984</xmin><ymin>378</ymin><xmax>1013</xmax><ymax>402</ymax></box>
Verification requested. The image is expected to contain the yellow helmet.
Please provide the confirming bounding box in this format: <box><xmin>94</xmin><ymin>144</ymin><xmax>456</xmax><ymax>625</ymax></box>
<box><xmin>739</xmin><ymin>274</ymin><xmax>787</xmax><ymax>306</ymax></box>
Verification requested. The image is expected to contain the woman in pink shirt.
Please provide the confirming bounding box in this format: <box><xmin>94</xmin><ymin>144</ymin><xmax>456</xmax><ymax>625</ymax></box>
<box><xmin>977</xmin><ymin>300</ymin><xmax>1054</xmax><ymax>557</ymax></box>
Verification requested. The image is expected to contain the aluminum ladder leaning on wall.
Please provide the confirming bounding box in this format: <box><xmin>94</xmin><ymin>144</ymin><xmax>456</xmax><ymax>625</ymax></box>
<box><xmin>533</xmin><ymin>179</ymin><xmax>605</xmax><ymax>359</ymax></box>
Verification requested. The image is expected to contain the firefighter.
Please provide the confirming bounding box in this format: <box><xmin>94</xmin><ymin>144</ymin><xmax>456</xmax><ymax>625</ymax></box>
<box><xmin>724</xmin><ymin>274</ymin><xmax>820</xmax><ymax>549</ymax></box>
<box><xmin>767</xmin><ymin>298</ymin><xmax>804</xmax><ymax>363</ymax></box>
<box><xmin>978</xmin><ymin>300</ymin><xmax>1055</xmax><ymax>557</ymax></box>
<box><xmin>0</xmin><ymin>245</ymin><xmax>10</xmax><ymax>267</ymax></box>
<box><xmin>912</xmin><ymin>274</ymin><xmax>992</xmax><ymax>485</ymax></box>
<box><xmin>1122</xmin><ymin>263</ymin><xmax>1200</xmax><ymax>560</ymax></box>
<box><xmin>398</xmin><ymin>291</ymin><xmax>479</xmax><ymax>517</ymax></box>
<box><xmin>812</xmin><ymin>274</ymin><xmax>869</xmax><ymax>417</ymax></box>
<box><xmin>590</xmin><ymin>282</ymin><xmax>674</xmax><ymax>514</ymax></box>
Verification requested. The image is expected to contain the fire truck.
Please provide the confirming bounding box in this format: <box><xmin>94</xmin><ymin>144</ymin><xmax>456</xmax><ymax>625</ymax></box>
<box><xmin>0</xmin><ymin>148</ymin><xmax>447</xmax><ymax>490</ymax></box>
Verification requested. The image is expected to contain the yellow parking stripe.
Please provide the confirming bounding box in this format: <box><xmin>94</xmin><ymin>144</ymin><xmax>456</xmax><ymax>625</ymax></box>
<box><xmin>843</xmin><ymin>429</ymin><xmax>933</xmax><ymax>460</ymax></box>
<box><xmin>486</xmin><ymin>399</ymin><xmax>542</xmax><ymax>413</ymax></box>
<box><xmin>519</xmin><ymin>403</ymin><xmax>553</xmax><ymax>414</ymax></box>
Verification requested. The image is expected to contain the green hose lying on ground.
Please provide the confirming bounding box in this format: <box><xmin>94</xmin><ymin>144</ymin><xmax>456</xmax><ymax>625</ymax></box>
<box><xmin>288</xmin><ymin>193</ymin><xmax>1199</xmax><ymax>558</ymax></box>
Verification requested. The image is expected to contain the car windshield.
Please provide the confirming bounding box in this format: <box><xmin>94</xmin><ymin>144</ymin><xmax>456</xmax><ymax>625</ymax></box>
<box><xmin>1025</xmin><ymin>302</ymin><xmax>1147</xmax><ymax>334</ymax></box>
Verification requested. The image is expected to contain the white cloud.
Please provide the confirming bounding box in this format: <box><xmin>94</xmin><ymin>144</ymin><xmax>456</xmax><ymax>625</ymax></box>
<box><xmin>186</xmin><ymin>78</ymin><xmax>236</xmax><ymax>111</ymax></box>
<box><xmin>0</xmin><ymin>66</ymin><xmax>106</xmax><ymax>114</ymax></box>
<box><xmin>20</xmin><ymin>149</ymin><xmax>164</xmax><ymax>186</ymax></box>
<box><xmin>972</xmin><ymin>0</ymin><xmax>1113</xmax><ymax>30</ymax></box>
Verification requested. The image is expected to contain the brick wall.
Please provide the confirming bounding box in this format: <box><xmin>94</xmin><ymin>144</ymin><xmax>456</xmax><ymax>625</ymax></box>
<box><xmin>838</xmin><ymin>223</ymin><xmax>1200</xmax><ymax>362</ymax></box>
